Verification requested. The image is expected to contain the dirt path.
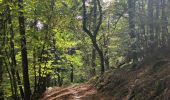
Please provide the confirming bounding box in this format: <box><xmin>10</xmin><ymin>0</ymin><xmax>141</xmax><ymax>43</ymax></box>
<box><xmin>40</xmin><ymin>84</ymin><xmax>103</xmax><ymax>100</ymax></box>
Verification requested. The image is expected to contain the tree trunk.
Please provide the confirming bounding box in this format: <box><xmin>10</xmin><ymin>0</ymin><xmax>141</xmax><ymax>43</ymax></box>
<box><xmin>103</xmin><ymin>32</ymin><xmax>110</xmax><ymax>70</ymax></box>
<box><xmin>91</xmin><ymin>47</ymin><xmax>96</xmax><ymax>77</ymax></box>
<box><xmin>155</xmin><ymin>0</ymin><xmax>160</xmax><ymax>47</ymax></box>
<box><xmin>161</xmin><ymin>0</ymin><xmax>168</xmax><ymax>46</ymax></box>
<box><xmin>7</xmin><ymin>5</ymin><xmax>19</xmax><ymax>100</ymax></box>
<box><xmin>128</xmin><ymin>0</ymin><xmax>136</xmax><ymax>38</ymax></box>
<box><xmin>82</xmin><ymin>0</ymin><xmax>104</xmax><ymax>74</ymax></box>
<box><xmin>92</xmin><ymin>38</ymin><xmax>105</xmax><ymax>74</ymax></box>
<box><xmin>16</xmin><ymin>71</ymin><xmax>24</xmax><ymax>100</ymax></box>
<box><xmin>0</xmin><ymin>49</ymin><xmax>4</xmax><ymax>100</ymax></box>
<box><xmin>70</xmin><ymin>64</ymin><xmax>74</xmax><ymax>83</ymax></box>
<box><xmin>4</xmin><ymin>58</ymin><xmax>15</xmax><ymax>99</ymax></box>
<box><xmin>18</xmin><ymin>0</ymin><xmax>31</xmax><ymax>99</ymax></box>
<box><xmin>148</xmin><ymin>0</ymin><xmax>154</xmax><ymax>48</ymax></box>
<box><xmin>128</xmin><ymin>0</ymin><xmax>138</xmax><ymax>62</ymax></box>
<box><xmin>57</xmin><ymin>73</ymin><xmax>62</xmax><ymax>87</ymax></box>
<box><xmin>32</xmin><ymin>48</ymin><xmax>37</xmax><ymax>97</ymax></box>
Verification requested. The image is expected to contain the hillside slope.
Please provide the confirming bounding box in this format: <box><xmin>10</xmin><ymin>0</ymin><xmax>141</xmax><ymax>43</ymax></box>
<box><xmin>40</xmin><ymin>48</ymin><xmax>170</xmax><ymax>100</ymax></box>
<box><xmin>95</xmin><ymin>48</ymin><xmax>170</xmax><ymax>100</ymax></box>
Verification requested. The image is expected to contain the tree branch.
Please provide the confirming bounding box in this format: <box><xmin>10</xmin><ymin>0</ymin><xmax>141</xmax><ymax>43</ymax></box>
<box><xmin>82</xmin><ymin>0</ymin><xmax>94</xmax><ymax>38</ymax></box>
<box><xmin>94</xmin><ymin>0</ymin><xmax>102</xmax><ymax>37</ymax></box>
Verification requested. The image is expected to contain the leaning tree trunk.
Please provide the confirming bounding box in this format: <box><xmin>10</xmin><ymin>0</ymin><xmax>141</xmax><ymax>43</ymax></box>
<box><xmin>91</xmin><ymin>47</ymin><xmax>96</xmax><ymax>77</ymax></box>
<box><xmin>82</xmin><ymin>0</ymin><xmax>104</xmax><ymax>74</ymax></box>
<box><xmin>92</xmin><ymin>38</ymin><xmax>105</xmax><ymax>74</ymax></box>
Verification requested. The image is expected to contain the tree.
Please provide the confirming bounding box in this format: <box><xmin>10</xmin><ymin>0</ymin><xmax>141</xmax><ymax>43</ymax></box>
<box><xmin>82</xmin><ymin>0</ymin><xmax>105</xmax><ymax>74</ymax></box>
<box><xmin>0</xmin><ymin>17</ymin><xmax>3</xmax><ymax>99</ymax></box>
<box><xmin>18</xmin><ymin>0</ymin><xmax>31</xmax><ymax>99</ymax></box>
<box><xmin>161</xmin><ymin>0</ymin><xmax>169</xmax><ymax>46</ymax></box>
<box><xmin>0</xmin><ymin>0</ymin><xmax>170</xmax><ymax>99</ymax></box>
<box><xmin>7</xmin><ymin>4</ymin><xmax>19</xmax><ymax>100</ymax></box>
<box><xmin>127</xmin><ymin>0</ymin><xmax>139</xmax><ymax>63</ymax></box>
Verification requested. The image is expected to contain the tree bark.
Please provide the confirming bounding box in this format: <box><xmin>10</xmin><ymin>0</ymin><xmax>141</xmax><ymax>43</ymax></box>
<box><xmin>92</xmin><ymin>38</ymin><xmax>105</xmax><ymax>74</ymax></box>
<box><xmin>0</xmin><ymin>45</ymin><xmax>4</xmax><ymax>100</ymax></box>
<box><xmin>127</xmin><ymin>0</ymin><xmax>138</xmax><ymax>62</ymax></box>
<box><xmin>148</xmin><ymin>0</ymin><xmax>154</xmax><ymax>47</ymax></box>
<box><xmin>161</xmin><ymin>0</ymin><xmax>168</xmax><ymax>46</ymax></box>
<box><xmin>82</xmin><ymin>0</ymin><xmax>104</xmax><ymax>74</ymax></box>
<box><xmin>18</xmin><ymin>0</ymin><xmax>31</xmax><ymax>99</ymax></box>
<box><xmin>155</xmin><ymin>0</ymin><xmax>160</xmax><ymax>47</ymax></box>
<box><xmin>128</xmin><ymin>0</ymin><xmax>136</xmax><ymax>38</ymax></box>
<box><xmin>91</xmin><ymin>47</ymin><xmax>96</xmax><ymax>76</ymax></box>
<box><xmin>70</xmin><ymin>64</ymin><xmax>74</xmax><ymax>82</ymax></box>
<box><xmin>7</xmin><ymin>5</ymin><xmax>19</xmax><ymax>100</ymax></box>
<box><xmin>16</xmin><ymin>71</ymin><xmax>24</xmax><ymax>100</ymax></box>
<box><xmin>4</xmin><ymin>57</ymin><xmax>14</xmax><ymax>99</ymax></box>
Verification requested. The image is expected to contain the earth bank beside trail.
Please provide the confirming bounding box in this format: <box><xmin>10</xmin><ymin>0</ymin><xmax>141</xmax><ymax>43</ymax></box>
<box><xmin>94</xmin><ymin>48</ymin><xmax>170</xmax><ymax>100</ymax></box>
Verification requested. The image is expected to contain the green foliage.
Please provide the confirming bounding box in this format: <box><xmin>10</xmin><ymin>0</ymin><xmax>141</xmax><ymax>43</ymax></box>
<box><xmin>2</xmin><ymin>0</ymin><xmax>169</xmax><ymax>99</ymax></box>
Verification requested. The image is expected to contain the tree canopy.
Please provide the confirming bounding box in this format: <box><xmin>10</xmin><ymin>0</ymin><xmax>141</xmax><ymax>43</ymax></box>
<box><xmin>0</xmin><ymin>0</ymin><xmax>170</xmax><ymax>100</ymax></box>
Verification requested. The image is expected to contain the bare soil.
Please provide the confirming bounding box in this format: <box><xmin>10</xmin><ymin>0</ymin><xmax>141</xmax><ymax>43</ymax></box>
<box><xmin>40</xmin><ymin>84</ymin><xmax>105</xmax><ymax>100</ymax></box>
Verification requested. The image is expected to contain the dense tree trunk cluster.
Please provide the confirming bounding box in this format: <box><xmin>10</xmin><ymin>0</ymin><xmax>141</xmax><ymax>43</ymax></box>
<box><xmin>127</xmin><ymin>0</ymin><xmax>170</xmax><ymax>62</ymax></box>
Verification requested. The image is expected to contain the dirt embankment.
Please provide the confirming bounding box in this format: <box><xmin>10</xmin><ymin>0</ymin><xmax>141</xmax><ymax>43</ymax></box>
<box><xmin>95</xmin><ymin>48</ymin><xmax>170</xmax><ymax>100</ymax></box>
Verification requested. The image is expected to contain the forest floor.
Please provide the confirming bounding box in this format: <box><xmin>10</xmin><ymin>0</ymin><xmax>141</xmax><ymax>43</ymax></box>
<box><xmin>40</xmin><ymin>84</ymin><xmax>105</xmax><ymax>100</ymax></box>
<box><xmin>40</xmin><ymin>48</ymin><xmax>170</xmax><ymax>100</ymax></box>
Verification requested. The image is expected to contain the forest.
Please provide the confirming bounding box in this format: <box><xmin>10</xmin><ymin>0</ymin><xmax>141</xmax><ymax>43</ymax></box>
<box><xmin>0</xmin><ymin>0</ymin><xmax>170</xmax><ymax>100</ymax></box>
